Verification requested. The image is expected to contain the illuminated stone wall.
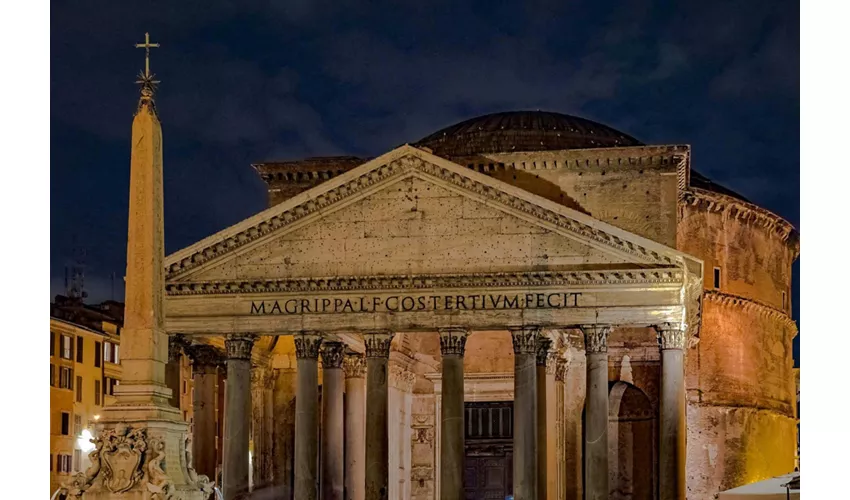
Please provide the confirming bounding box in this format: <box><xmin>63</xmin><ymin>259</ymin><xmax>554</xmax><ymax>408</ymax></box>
<box><xmin>679</xmin><ymin>193</ymin><xmax>798</xmax><ymax>498</ymax></box>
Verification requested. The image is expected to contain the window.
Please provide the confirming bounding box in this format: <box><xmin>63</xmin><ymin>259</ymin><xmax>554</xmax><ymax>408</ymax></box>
<box><xmin>73</xmin><ymin>449</ymin><xmax>81</xmax><ymax>471</ymax></box>
<box><xmin>114</xmin><ymin>344</ymin><xmax>120</xmax><ymax>363</ymax></box>
<box><xmin>76</xmin><ymin>337</ymin><xmax>84</xmax><ymax>363</ymax></box>
<box><xmin>183</xmin><ymin>380</ymin><xmax>187</xmax><ymax>394</ymax></box>
<box><xmin>61</xmin><ymin>412</ymin><xmax>70</xmax><ymax>435</ymax></box>
<box><xmin>94</xmin><ymin>380</ymin><xmax>101</xmax><ymax>405</ymax></box>
<box><xmin>61</xmin><ymin>335</ymin><xmax>73</xmax><ymax>360</ymax></box>
<box><xmin>76</xmin><ymin>376</ymin><xmax>83</xmax><ymax>402</ymax></box>
<box><xmin>59</xmin><ymin>367</ymin><xmax>73</xmax><ymax>389</ymax></box>
<box><xmin>94</xmin><ymin>341</ymin><xmax>102</xmax><ymax>367</ymax></box>
<box><xmin>50</xmin><ymin>364</ymin><xmax>55</xmax><ymax>386</ymax></box>
<box><xmin>104</xmin><ymin>342</ymin><xmax>113</xmax><ymax>363</ymax></box>
<box><xmin>57</xmin><ymin>454</ymin><xmax>72</xmax><ymax>473</ymax></box>
<box><xmin>51</xmin><ymin>331</ymin><xmax>55</xmax><ymax>356</ymax></box>
<box><xmin>104</xmin><ymin>377</ymin><xmax>118</xmax><ymax>396</ymax></box>
<box><xmin>713</xmin><ymin>267</ymin><xmax>721</xmax><ymax>290</ymax></box>
<box><xmin>74</xmin><ymin>415</ymin><xmax>82</xmax><ymax>436</ymax></box>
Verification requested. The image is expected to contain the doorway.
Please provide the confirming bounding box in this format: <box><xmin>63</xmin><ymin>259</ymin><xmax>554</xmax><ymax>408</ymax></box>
<box><xmin>463</xmin><ymin>401</ymin><xmax>514</xmax><ymax>500</ymax></box>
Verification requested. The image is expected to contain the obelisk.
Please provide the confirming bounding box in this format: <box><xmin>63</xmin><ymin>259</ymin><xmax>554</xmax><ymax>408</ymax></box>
<box><xmin>61</xmin><ymin>34</ymin><xmax>212</xmax><ymax>500</ymax></box>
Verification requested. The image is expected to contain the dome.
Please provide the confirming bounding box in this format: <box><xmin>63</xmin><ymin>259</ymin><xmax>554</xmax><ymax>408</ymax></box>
<box><xmin>415</xmin><ymin>110</ymin><xmax>643</xmax><ymax>156</ymax></box>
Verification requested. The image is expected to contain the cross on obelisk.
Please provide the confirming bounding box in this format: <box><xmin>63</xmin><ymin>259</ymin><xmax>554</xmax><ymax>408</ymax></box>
<box><xmin>135</xmin><ymin>32</ymin><xmax>160</xmax><ymax>79</ymax></box>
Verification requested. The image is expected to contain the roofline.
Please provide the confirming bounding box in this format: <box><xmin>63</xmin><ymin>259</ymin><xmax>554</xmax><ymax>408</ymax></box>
<box><xmin>50</xmin><ymin>316</ymin><xmax>117</xmax><ymax>338</ymax></box>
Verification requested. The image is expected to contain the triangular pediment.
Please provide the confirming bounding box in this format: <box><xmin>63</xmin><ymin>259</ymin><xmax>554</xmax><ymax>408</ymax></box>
<box><xmin>165</xmin><ymin>145</ymin><xmax>691</xmax><ymax>285</ymax></box>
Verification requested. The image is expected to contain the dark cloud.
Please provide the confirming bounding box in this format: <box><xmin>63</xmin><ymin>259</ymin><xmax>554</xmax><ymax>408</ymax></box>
<box><xmin>51</xmin><ymin>1</ymin><xmax>800</xmax><ymax>362</ymax></box>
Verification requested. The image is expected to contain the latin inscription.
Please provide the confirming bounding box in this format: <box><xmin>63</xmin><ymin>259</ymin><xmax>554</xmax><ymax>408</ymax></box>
<box><xmin>249</xmin><ymin>292</ymin><xmax>581</xmax><ymax>315</ymax></box>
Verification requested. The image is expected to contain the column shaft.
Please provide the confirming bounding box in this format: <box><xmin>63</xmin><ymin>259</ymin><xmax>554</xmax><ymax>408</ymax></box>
<box><xmin>185</xmin><ymin>344</ymin><xmax>224</xmax><ymax>484</ymax></box>
<box><xmin>344</xmin><ymin>354</ymin><xmax>367</xmax><ymax>500</ymax></box>
<box><xmin>582</xmin><ymin>325</ymin><xmax>610</xmax><ymax>500</ymax></box>
<box><xmin>511</xmin><ymin>327</ymin><xmax>539</xmax><ymax>500</ymax></box>
<box><xmin>364</xmin><ymin>332</ymin><xmax>394</xmax><ymax>500</ymax></box>
<box><xmin>322</xmin><ymin>342</ymin><xmax>346</xmax><ymax>500</ymax></box>
<box><xmin>294</xmin><ymin>333</ymin><xmax>323</xmax><ymax>500</ymax></box>
<box><xmin>536</xmin><ymin>338</ymin><xmax>552</xmax><ymax>500</ymax></box>
<box><xmin>658</xmin><ymin>326</ymin><xmax>687</xmax><ymax>500</ymax></box>
<box><xmin>223</xmin><ymin>335</ymin><xmax>255</xmax><ymax>500</ymax></box>
<box><xmin>439</xmin><ymin>328</ymin><xmax>468</xmax><ymax>500</ymax></box>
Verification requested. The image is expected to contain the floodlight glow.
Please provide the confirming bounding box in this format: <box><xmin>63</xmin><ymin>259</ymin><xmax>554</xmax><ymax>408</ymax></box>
<box><xmin>78</xmin><ymin>429</ymin><xmax>96</xmax><ymax>453</ymax></box>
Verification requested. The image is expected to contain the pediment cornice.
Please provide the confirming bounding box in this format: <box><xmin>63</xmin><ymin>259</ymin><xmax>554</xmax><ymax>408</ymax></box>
<box><xmin>165</xmin><ymin>145</ymin><xmax>689</xmax><ymax>281</ymax></box>
<box><xmin>165</xmin><ymin>268</ymin><xmax>683</xmax><ymax>296</ymax></box>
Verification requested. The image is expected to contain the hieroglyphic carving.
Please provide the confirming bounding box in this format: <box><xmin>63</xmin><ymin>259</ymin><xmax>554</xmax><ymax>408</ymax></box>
<box><xmin>293</xmin><ymin>331</ymin><xmax>323</xmax><ymax>359</ymax></box>
<box><xmin>364</xmin><ymin>331</ymin><xmax>394</xmax><ymax>358</ymax></box>
<box><xmin>438</xmin><ymin>327</ymin><xmax>469</xmax><ymax>357</ymax></box>
<box><xmin>510</xmin><ymin>326</ymin><xmax>541</xmax><ymax>354</ymax></box>
<box><xmin>580</xmin><ymin>325</ymin><xmax>611</xmax><ymax>354</ymax></box>
<box><xmin>320</xmin><ymin>341</ymin><xmax>346</xmax><ymax>368</ymax></box>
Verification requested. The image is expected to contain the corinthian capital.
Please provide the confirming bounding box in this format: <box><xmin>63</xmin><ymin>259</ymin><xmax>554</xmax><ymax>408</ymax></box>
<box><xmin>225</xmin><ymin>334</ymin><xmax>257</xmax><ymax>360</ymax></box>
<box><xmin>580</xmin><ymin>325</ymin><xmax>611</xmax><ymax>354</ymax></box>
<box><xmin>343</xmin><ymin>352</ymin><xmax>367</xmax><ymax>378</ymax></box>
<box><xmin>363</xmin><ymin>331</ymin><xmax>394</xmax><ymax>358</ymax></box>
<box><xmin>438</xmin><ymin>327</ymin><xmax>469</xmax><ymax>357</ymax></box>
<box><xmin>168</xmin><ymin>334</ymin><xmax>189</xmax><ymax>362</ymax></box>
<box><xmin>390</xmin><ymin>365</ymin><xmax>416</xmax><ymax>392</ymax></box>
<box><xmin>656</xmin><ymin>323</ymin><xmax>687</xmax><ymax>350</ymax></box>
<box><xmin>509</xmin><ymin>326</ymin><xmax>541</xmax><ymax>355</ymax></box>
<box><xmin>320</xmin><ymin>342</ymin><xmax>346</xmax><ymax>368</ymax></box>
<box><xmin>536</xmin><ymin>337</ymin><xmax>554</xmax><ymax>367</ymax></box>
<box><xmin>294</xmin><ymin>332</ymin><xmax>323</xmax><ymax>360</ymax></box>
<box><xmin>185</xmin><ymin>344</ymin><xmax>225</xmax><ymax>372</ymax></box>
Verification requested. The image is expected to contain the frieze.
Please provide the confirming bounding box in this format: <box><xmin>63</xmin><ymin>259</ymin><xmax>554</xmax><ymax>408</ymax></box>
<box><xmin>438</xmin><ymin>327</ymin><xmax>469</xmax><ymax>357</ymax></box>
<box><xmin>165</xmin><ymin>269</ymin><xmax>682</xmax><ymax>296</ymax></box>
<box><xmin>510</xmin><ymin>326</ymin><xmax>541</xmax><ymax>355</ymax></box>
<box><xmin>364</xmin><ymin>331</ymin><xmax>394</xmax><ymax>358</ymax></box>
<box><xmin>343</xmin><ymin>352</ymin><xmax>367</xmax><ymax>378</ymax></box>
<box><xmin>294</xmin><ymin>332</ymin><xmax>323</xmax><ymax>359</ymax></box>
<box><xmin>225</xmin><ymin>334</ymin><xmax>257</xmax><ymax>360</ymax></box>
<box><xmin>581</xmin><ymin>325</ymin><xmax>611</xmax><ymax>354</ymax></box>
<box><xmin>320</xmin><ymin>342</ymin><xmax>346</xmax><ymax>368</ymax></box>
<box><xmin>164</xmin><ymin>150</ymin><xmax>677</xmax><ymax>280</ymax></box>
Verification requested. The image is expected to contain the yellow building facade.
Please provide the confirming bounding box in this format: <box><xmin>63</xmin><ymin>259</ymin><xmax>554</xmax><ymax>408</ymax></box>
<box><xmin>49</xmin><ymin>297</ymin><xmax>123</xmax><ymax>496</ymax></box>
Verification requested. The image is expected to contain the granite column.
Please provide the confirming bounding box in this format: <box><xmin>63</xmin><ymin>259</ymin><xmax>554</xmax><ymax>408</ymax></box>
<box><xmin>321</xmin><ymin>342</ymin><xmax>346</xmax><ymax>500</ymax></box>
<box><xmin>581</xmin><ymin>325</ymin><xmax>610</xmax><ymax>500</ymax></box>
<box><xmin>294</xmin><ymin>332</ymin><xmax>323</xmax><ymax>500</ymax></box>
<box><xmin>185</xmin><ymin>344</ymin><xmax>224</xmax><ymax>484</ymax></box>
<box><xmin>510</xmin><ymin>326</ymin><xmax>539</xmax><ymax>500</ymax></box>
<box><xmin>657</xmin><ymin>324</ymin><xmax>687</xmax><ymax>500</ymax></box>
<box><xmin>344</xmin><ymin>353</ymin><xmax>367</xmax><ymax>500</ymax></box>
<box><xmin>439</xmin><ymin>328</ymin><xmax>469</xmax><ymax>500</ymax></box>
<box><xmin>364</xmin><ymin>331</ymin><xmax>394</xmax><ymax>500</ymax></box>
<box><xmin>223</xmin><ymin>334</ymin><xmax>256</xmax><ymax>500</ymax></box>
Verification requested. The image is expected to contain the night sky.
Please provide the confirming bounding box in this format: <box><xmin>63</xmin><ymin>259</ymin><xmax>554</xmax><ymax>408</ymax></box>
<box><xmin>51</xmin><ymin>1</ymin><xmax>799</xmax><ymax>359</ymax></box>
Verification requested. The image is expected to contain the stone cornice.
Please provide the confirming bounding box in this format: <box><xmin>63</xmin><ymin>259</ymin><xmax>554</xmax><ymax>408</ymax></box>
<box><xmin>682</xmin><ymin>189</ymin><xmax>799</xmax><ymax>257</ymax></box>
<box><xmin>165</xmin><ymin>268</ymin><xmax>682</xmax><ymax>296</ymax></box>
<box><xmin>165</xmin><ymin>146</ymin><xmax>685</xmax><ymax>281</ymax></box>
<box><xmin>704</xmin><ymin>290</ymin><xmax>798</xmax><ymax>336</ymax></box>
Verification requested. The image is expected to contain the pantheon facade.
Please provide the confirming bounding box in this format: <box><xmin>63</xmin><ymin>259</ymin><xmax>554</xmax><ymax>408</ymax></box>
<box><xmin>163</xmin><ymin>111</ymin><xmax>799</xmax><ymax>500</ymax></box>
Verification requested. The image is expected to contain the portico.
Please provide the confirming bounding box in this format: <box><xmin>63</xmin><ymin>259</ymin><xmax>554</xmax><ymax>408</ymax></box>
<box><xmin>162</xmin><ymin>145</ymin><xmax>703</xmax><ymax>499</ymax></box>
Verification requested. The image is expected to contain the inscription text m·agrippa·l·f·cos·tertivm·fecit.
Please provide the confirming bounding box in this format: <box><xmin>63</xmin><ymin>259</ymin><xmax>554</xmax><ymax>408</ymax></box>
<box><xmin>249</xmin><ymin>292</ymin><xmax>582</xmax><ymax>315</ymax></box>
